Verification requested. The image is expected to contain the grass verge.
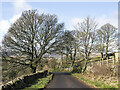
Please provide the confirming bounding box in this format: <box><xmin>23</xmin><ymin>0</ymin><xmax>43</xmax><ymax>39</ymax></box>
<box><xmin>23</xmin><ymin>74</ymin><xmax>53</xmax><ymax>89</ymax></box>
<box><xmin>72</xmin><ymin>73</ymin><xmax>118</xmax><ymax>88</ymax></box>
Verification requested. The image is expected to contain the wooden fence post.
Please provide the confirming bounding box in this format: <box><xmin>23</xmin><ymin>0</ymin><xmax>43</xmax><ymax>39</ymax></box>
<box><xmin>113</xmin><ymin>56</ymin><xmax>115</xmax><ymax>65</ymax></box>
<box><xmin>100</xmin><ymin>58</ymin><xmax>102</xmax><ymax>66</ymax></box>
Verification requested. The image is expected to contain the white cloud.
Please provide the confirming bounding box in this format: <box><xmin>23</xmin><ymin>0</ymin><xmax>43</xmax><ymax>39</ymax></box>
<box><xmin>97</xmin><ymin>12</ymin><xmax>118</xmax><ymax>28</ymax></box>
<box><xmin>70</xmin><ymin>11</ymin><xmax>118</xmax><ymax>30</ymax></box>
<box><xmin>0</xmin><ymin>0</ymin><xmax>31</xmax><ymax>44</ymax></box>
<box><xmin>72</xmin><ymin>18</ymin><xmax>84</xmax><ymax>26</ymax></box>
<box><xmin>10</xmin><ymin>14</ymin><xmax>21</xmax><ymax>24</ymax></box>
<box><xmin>0</xmin><ymin>20</ymin><xmax>10</xmax><ymax>35</ymax></box>
<box><xmin>12</xmin><ymin>0</ymin><xmax>31</xmax><ymax>14</ymax></box>
<box><xmin>0</xmin><ymin>20</ymin><xmax>10</xmax><ymax>32</ymax></box>
<box><xmin>0</xmin><ymin>14</ymin><xmax>21</xmax><ymax>37</ymax></box>
<box><xmin>10</xmin><ymin>0</ymin><xmax>31</xmax><ymax>24</ymax></box>
<box><xmin>0</xmin><ymin>20</ymin><xmax>10</xmax><ymax>44</ymax></box>
<box><xmin>66</xmin><ymin>18</ymin><xmax>84</xmax><ymax>30</ymax></box>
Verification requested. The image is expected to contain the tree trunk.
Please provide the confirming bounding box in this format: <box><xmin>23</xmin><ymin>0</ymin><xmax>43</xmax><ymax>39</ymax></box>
<box><xmin>73</xmin><ymin>47</ymin><xmax>76</xmax><ymax>61</ymax></box>
<box><xmin>105</xmin><ymin>42</ymin><xmax>109</xmax><ymax>66</ymax></box>
<box><xmin>101</xmin><ymin>52</ymin><xmax>103</xmax><ymax>65</ymax></box>
<box><xmin>101</xmin><ymin>52</ymin><xmax>103</xmax><ymax>58</ymax></box>
<box><xmin>105</xmin><ymin>38</ymin><xmax>109</xmax><ymax>58</ymax></box>
<box><xmin>70</xmin><ymin>52</ymin><xmax>73</xmax><ymax>67</ymax></box>
<box><xmin>33</xmin><ymin>67</ymin><xmax>36</xmax><ymax>73</ymax></box>
<box><xmin>82</xmin><ymin>58</ymin><xmax>88</xmax><ymax>73</ymax></box>
<box><xmin>70</xmin><ymin>53</ymin><xmax>72</xmax><ymax>61</ymax></box>
<box><xmin>66</xmin><ymin>54</ymin><xmax>68</xmax><ymax>64</ymax></box>
<box><xmin>72</xmin><ymin>47</ymin><xmax>76</xmax><ymax>67</ymax></box>
<box><xmin>30</xmin><ymin>64</ymin><xmax>37</xmax><ymax>73</ymax></box>
<box><xmin>71</xmin><ymin>60</ymin><xmax>75</xmax><ymax>67</ymax></box>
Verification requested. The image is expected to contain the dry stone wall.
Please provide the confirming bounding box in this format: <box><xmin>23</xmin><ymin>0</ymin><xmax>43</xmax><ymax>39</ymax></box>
<box><xmin>2</xmin><ymin>70</ymin><xmax>48</xmax><ymax>90</ymax></box>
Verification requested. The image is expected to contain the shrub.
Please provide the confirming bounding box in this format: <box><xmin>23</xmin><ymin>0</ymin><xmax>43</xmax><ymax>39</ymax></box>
<box><xmin>72</xmin><ymin>66</ymin><xmax>82</xmax><ymax>73</ymax></box>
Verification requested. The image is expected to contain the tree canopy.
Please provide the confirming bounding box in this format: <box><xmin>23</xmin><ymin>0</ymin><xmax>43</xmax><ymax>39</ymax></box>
<box><xmin>2</xmin><ymin>10</ymin><xmax>64</xmax><ymax>73</ymax></box>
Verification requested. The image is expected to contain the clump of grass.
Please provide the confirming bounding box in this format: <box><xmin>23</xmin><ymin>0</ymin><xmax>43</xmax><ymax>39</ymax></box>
<box><xmin>23</xmin><ymin>74</ymin><xmax>53</xmax><ymax>89</ymax></box>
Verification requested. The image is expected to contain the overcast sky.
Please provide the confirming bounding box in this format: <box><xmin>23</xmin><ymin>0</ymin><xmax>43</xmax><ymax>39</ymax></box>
<box><xmin>0</xmin><ymin>0</ymin><xmax>118</xmax><ymax>45</ymax></box>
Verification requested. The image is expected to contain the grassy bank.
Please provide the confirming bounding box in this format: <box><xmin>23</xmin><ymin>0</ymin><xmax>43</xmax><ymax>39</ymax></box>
<box><xmin>72</xmin><ymin>73</ymin><xmax>118</xmax><ymax>88</ymax></box>
<box><xmin>23</xmin><ymin>74</ymin><xmax>53</xmax><ymax>89</ymax></box>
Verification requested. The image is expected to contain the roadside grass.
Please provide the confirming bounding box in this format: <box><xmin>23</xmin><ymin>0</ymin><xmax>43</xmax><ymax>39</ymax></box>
<box><xmin>23</xmin><ymin>74</ymin><xmax>53</xmax><ymax>89</ymax></box>
<box><xmin>72</xmin><ymin>73</ymin><xmax>118</xmax><ymax>88</ymax></box>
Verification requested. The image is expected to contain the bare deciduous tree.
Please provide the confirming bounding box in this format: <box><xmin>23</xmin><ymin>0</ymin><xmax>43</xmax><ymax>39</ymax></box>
<box><xmin>2</xmin><ymin>10</ymin><xmax>64</xmax><ymax>73</ymax></box>
<box><xmin>54</xmin><ymin>30</ymin><xmax>75</xmax><ymax>66</ymax></box>
<box><xmin>99</xmin><ymin>23</ymin><xmax>117</xmax><ymax>58</ymax></box>
<box><xmin>74</xmin><ymin>17</ymin><xmax>97</xmax><ymax>72</ymax></box>
<box><xmin>95</xmin><ymin>29</ymin><xmax>106</xmax><ymax>59</ymax></box>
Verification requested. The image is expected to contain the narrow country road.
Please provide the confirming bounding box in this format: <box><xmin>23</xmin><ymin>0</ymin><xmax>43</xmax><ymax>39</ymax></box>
<box><xmin>45</xmin><ymin>72</ymin><xmax>94</xmax><ymax>89</ymax></box>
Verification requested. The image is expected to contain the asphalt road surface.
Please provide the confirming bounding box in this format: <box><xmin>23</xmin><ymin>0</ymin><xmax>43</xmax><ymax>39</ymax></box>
<box><xmin>45</xmin><ymin>72</ymin><xmax>93</xmax><ymax>89</ymax></box>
